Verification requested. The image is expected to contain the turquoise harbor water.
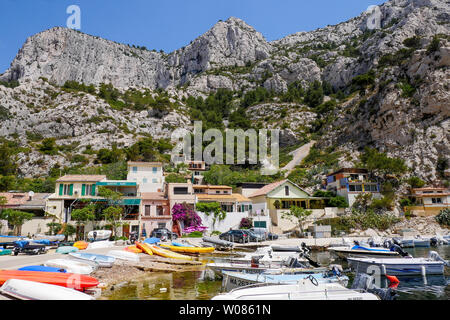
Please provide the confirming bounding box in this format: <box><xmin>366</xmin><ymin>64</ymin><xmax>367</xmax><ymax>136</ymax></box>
<box><xmin>105</xmin><ymin>245</ymin><xmax>450</xmax><ymax>300</ymax></box>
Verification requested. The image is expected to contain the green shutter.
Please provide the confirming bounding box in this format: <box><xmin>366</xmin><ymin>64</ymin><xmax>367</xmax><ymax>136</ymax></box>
<box><xmin>69</xmin><ymin>184</ymin><xmax>73</xmax><ymax>196</ymax></box>
<box><xmin>59</xmin><ymin>184</ymin><xmax>63</xmax><ymax>196</ymax></box>
<box><xmin>91</xmin><ymin>184</ymin><xmax>96</xmax><ymax>196</ymax></box>
<box><xmin>81</xmin><ymin>184</ymin><xmax>86</xmax><ymax>196</ymax></box>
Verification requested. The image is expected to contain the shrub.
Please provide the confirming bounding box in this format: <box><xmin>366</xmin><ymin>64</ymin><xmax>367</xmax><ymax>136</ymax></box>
<box><xmin>426</xmin><ymin>36</ymin><xmax>440</xmax><ymax>54</ymax></box>
<box><xmin>239</xmin><ymin>217</ymin><xmax>253</xmax><ymax>229</ymax></box>
<box><xmin>407</xmin><ymin>176</ymin><xmax>425</xmax><ymax>188</ymax></box>
<box><xmin>435</xmin><ymin>208</ymin><xmax>450</xmax><ymax>226</ymax></box>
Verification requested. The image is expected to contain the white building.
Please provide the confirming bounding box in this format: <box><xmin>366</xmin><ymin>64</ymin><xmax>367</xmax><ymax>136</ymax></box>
<box><xmin>127</xmin><ymin>161</ymin><xmax>165</xmax><ymax>193</ymax></box>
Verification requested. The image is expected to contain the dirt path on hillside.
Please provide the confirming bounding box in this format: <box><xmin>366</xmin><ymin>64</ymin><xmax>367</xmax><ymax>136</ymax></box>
<box><xmin>282</xmin><ymin>141</ymin><xmax>316</xmax><ymax>177</ymax></box>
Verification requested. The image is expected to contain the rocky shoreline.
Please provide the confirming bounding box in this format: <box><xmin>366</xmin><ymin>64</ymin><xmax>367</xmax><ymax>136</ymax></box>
<box><xmin>92</xmin><ymin>254</ymin><xmax>205</xmax><ymax>298</ymax></box>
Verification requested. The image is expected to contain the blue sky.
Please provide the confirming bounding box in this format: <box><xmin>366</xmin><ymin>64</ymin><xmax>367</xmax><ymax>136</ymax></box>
<box><xmin>0</xmin><ymin>0</ymin><xmax>387</xmax><ymax>73</ymax></box>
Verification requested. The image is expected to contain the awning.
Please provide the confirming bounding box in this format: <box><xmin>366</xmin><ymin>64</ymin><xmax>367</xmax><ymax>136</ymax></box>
<box><xmin>96</xmin><ymin>181</ymin><xmax>137</xmax><ymax>187</ymax></box>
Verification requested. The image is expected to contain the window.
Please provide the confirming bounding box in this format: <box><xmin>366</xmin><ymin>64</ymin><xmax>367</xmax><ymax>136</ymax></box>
<box><xmin>144</xmin><ymin>205</ymin><xmax>151</xmax><ymax>216</ymax></box>
<box><xmin>63</xmin><ymin>184</ymin><xmax>70</xmax><ymax>195</ymax></box>
<box><xmin>157</xmin><ymin>206</ymin><xmax>164</xmax><ymax>216</ymax></box>
<box><xmin>143</xmin><ymin>178</ymin><xmax>148</xmax><ymax>184</ymax></box>
<box><xmin>158</xmin><ymin>223</ymin><xmax>166</xmax><ymax>229</ymax></box>
<box><xmin>152</xmin><ymin>178</ymin><xmax>157</xmax><ymax>183</ymax></box>
<box><xmin>355</xmin><ymin>185</ymin><xmax>363</xmax><ymax>192</ymax></box>
<box><xmin>285</xmin><ymin>186</ymin><xmax>289</xmax><ymax>196</ymax></box>
<box><xmin>132</xmin><ymin>166</ymin><xmax>137</xmax><ymax>173</ymax></box>
<box><xmin>216</xmin><ymin>191</ymin><xmax>221</xmax><ymax>194</ymax></box>
<box><xmin>85</xmin><ymin>184</ymin><xmax>92</xmax><ymax>196</ymax></box>
<box><xmin>152</xmin><ymin>167</ymin><xmax>157</xmax><ymax>173</ymax></box>
<box><xmin>432</xmin><ymin>198</ymin><xmax>443</xmax><ymax>204</ymax></box>
<box><xmin>173</xmin><ymin>187</ymin><xmax>188</xmax><ymax>195</ymax></box>
<box><xmin>366</xmin><ymin>185</ymin><xmax>378</xmax><ymax>192</ymax></box>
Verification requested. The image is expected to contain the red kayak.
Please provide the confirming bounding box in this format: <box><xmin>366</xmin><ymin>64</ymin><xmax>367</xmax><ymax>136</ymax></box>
<box><xmin>0</xmin><ymin>270</ymin><xmax>99</xmax><ymax>291</ymax></box>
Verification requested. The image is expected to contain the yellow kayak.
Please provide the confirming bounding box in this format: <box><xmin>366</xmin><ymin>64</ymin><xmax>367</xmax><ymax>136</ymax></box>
<box><xmin>148</xmin><ymin>245</ymin><xmax>193</xmax><ymax>260</ymax></box>
<box><xmin>160</xmin><ymin>244</ymin><xmax>215</xmax><ymax>254</ymax></box>
<box><xmin>135</xmin><ymin>242</ymin><xmax>153</xmax><ymax>255</ymax></box>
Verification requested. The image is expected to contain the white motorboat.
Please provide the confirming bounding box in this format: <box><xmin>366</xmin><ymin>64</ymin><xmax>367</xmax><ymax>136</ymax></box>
<box><xmin>87</xmin><ymin>230</ymin><xmax>112</xmax><ymax>241</ymax></box>
<box><xmin>69</xmin><ymin>252</ymin><xmax>115</xmax><ymax>268</ymax></box>
<box><xmin>0</xmin><ymin>279</ymin><xmax>94</xmax><ymax>300</ymax></box>
<box><xmin>328</xmin><ymin>245</ymin><xmax>402</xmax><ymax>259</ymax></box>
<box><xmin>228</xmin><ymin>246</ymin><xmax>307</xmax><ymax>264</ymax></box>
<box><xmin>44</xmin><ymin>259</ymin><xmax>96</xmax><ymax>274</ymax></box>
<box><xmin>222</xmin><ymin>270</ymin><xmax>349</xmax><ymax>291</ymax></box>
<box><xmin>396</xmin><ymin>236</ymin><xmax>431</xmax><ymax>248</ymax></box>
<box><xmin>106</xmin><ymin>250</ymin><xmax>139</xmax><ymax>262</ymax></box>
<box><xmin>212</xmin><ymin>279</ymin><xmax>379</xmax><ymax>300</ymax></box>
<box><xmin>207</xmin><ymin>261</ymin><xmax>328</xmax><ymax>276</ymax></box>
<box><xmin>347</xmin><ymin>251</ymin><xmax>449</xmax><ymax>276</ymax></box>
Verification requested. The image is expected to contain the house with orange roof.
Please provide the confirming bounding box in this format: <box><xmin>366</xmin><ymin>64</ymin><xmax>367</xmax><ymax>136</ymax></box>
<box><xmin>248</xmin><ymin>179</ymin><xmax>327</xmax><ymax>233</ymax></box>
<box><xmin>193</xmin><ymin>185</ymin><xmax>254</xmax><ymax>233</ymax></box>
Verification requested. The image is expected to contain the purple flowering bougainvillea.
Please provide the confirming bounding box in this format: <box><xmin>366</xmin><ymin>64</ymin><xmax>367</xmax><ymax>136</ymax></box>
<box><xmin>172</xmin><ymin>203</ymin><xmax>205</xmax><ymax>233</ymax></box>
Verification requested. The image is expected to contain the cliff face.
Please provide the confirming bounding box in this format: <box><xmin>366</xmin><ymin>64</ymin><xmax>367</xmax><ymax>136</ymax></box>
<box><xmin>0</xmin><ymin>0</ymin><xmax>448</xmax><ymax>180</ymax></box>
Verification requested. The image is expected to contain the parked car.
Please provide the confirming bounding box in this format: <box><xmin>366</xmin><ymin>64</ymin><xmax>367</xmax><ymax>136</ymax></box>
<box><xmin>219</xmin><ymin>230</ymin><xmax>249</xmax><ymax>243</ymax></box>
<box><xmin>245</xmin><ymin>230</ymin><xmax>264</xmax><ymax>242</ymax></box>
<box><xmin>250</xmin><ymin>228</ymin><xmax>268</xmax><ymax>241</ymax></box>
<box><xmin>151</xmin><ymin>228</ymin><xmax>178</xmax><ymax>241</ymax></box>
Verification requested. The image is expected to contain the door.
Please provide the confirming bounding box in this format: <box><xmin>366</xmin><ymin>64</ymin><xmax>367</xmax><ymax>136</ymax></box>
<box><xmin>122</xmin><ymin>225</ymin><xmax>130</xmax><ymax>239</ymax></box>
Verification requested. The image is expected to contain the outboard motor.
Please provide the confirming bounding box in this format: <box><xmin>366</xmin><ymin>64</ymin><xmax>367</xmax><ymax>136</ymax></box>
<box><xmin>285</xmin><ymin>257</ymin><xmax>307</xmax><ymax>268</ymax></box>
<box><xmin>299</xmin><ymin>251</ymin><xmax>321</xmax><ymax>268</ymax></box>
<box><xmin>329</xmin><ymin>264</ymin><xmax>343</xmax><ymax>277</ymax></box>
<box><xmin>351</xmin><ymin>273</ymin><xmax>397</xmax><ymax>300</ymax></box>
<box><xmin>301</xmin><ymin>242</ymin><xmax>311</xmax><ymax>255</ymax></box>
<box><xmin>390</xmin><ymin>244</ymin><xmax>411</xmax><ymax>257</ymax></box>
<box><xmin>353</xmin><ymin>240</ymin><xmax>360</xmax><ymax>246</ymax></box>
<box><xmin>392</xmin><ymin>238</ymin><xmax>402</xmax><ymax>246</ymax></box>
<box><xmin>251</xmin><ymin>256</ymin><xmax>262</xmax><ymax>268</ymax></box>
<box><xmin>430</xmin><ymin>237</ymin><xmax>438</xmax><ymax>247</ymax></box>
<box><xmin>383</xmin><ymin>239</ymin><xmax>392</xmax><ymax>249</ymax></box>
<box><xmin>129</xmin><ymin>231</ymin><xmax>137</xmax><ymax>244</ymax></box>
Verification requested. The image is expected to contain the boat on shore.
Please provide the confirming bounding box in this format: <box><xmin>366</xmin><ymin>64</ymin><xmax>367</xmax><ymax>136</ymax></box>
<box><xmin>44</xmin><ymin>259</ymin><xmax>96</xmax><ymax>274</ymax></box>
<box><xmin>18</xmin><ymin>266</ymin><xmax>66</xmax><ymax>273</ymax></box>
<box><xmin>347</xmin><ymin>251</ymin><xmax>449</xmax><ymax>276</ymax></box>
<box><xmin>149</xmin><ymin>245</ymin><xmax>193</xmax><ymax>260</ymax></box>
<box><xmin>87</xmin><ymin>240</ymin><xmax>115</xmax><ymax>250</ymax></box>
<box><xmin>0</xmin><ymin>279</ymin><xmax>94</xmax><ymax>300</ymax></box>
<box><xmin>222</xmin><ymin>270</ymin><xmax>348</xmax><ymax>291</ymax></box>
<box><xmin>69</xmin><ymin>252</ymin><xmax>115</xmax><ymax>268</ymax></box>
<box><xmin>0</xmin><ymin>270</ymin><xmax>99</xmax><ymax>290</ymax></box>
<box><xmin>56</xmin><ymin>246</ymin><xmax>79</xmax><ymax>254</ymax></box>
<box><xmin>87</xmin><ymin>230</ymin><xmax>112</xmax><ymax>241</ymax></box>
<box><xmin>33</xmin><ymin>234</ymin><xmax>65</xmax><ymax>242</ymax></box>
<box><xmin>106</xmin><ymin>250</ymin><xmax>139</xmax><ymax>262</ymax></box>
<box><xmin>394</xmin><ymin>236</ymin><xmax>431</xmax><ymax>248</ymax></box>
<box><xmin>160</xmin><ymin>244</ymin><xmax>215</xmax><ymax>254</ymax></box>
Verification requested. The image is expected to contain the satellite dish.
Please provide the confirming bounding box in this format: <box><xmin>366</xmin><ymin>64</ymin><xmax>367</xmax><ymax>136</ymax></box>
<box><xmin>28</xmin><ymin>191</ymin><xmax>35</xmax><ymax>197</ymax></box>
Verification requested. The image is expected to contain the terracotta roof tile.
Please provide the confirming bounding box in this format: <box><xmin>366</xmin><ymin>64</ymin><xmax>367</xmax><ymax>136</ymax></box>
<box><xmin>56</xmin><ymin>175</ymin><xmax>106</xmax><ymax>182</ymax></box>
<box><xmin>248</xmin><ymin>179</ymin><xmax>287</xmax><ymax>198</ymax></box>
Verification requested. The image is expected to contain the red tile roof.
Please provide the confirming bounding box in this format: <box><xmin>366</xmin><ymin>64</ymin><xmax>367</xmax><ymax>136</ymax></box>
<box><xmin>248</xmin><ymin>180</ymin><xmax>287</xmax><ymax>198</ymax></box>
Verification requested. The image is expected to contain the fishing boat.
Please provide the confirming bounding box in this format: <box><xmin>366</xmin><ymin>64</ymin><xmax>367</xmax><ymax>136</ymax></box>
<box><xmin>56</xmin><ymin>246</ymin><xmax>79</xmax><ymax>254</ymax></box>
<box><xmin>69</xmin><ymin>252</ymin><xmax>115</xmax><ymax>268</ymax></box>
<box><xmin>207</xmin><ymin>262</ymin><xmax>329</xmax><ymax>276</ymax></box>
<box><xmin>395</xmin><ymin>236</ymin><xmax>431</xmax><ymax>248</ymax></box>
<box><xmin>44</xmin><ymin>259</ymin><xmax>96</xmax><ymax>274</ymax></box>
<box><xmin>0</xmin><ymin>235</ymin><xmax>24</xmax><ymax>248</ymax></box>
<box><xmin>0</xmin><ymin>270</ymin><xmax>99</xmax><ymax>290</ymax></box>
<box><xmin>0</xmin><ymin>279</ymin><xmax>94</xmax><ymax>300</ymax></box>
<box><xmin>202</xmin><ymin>236</ymin><xmax>234</xmax><ymax>248</ymax></box>
<box><xmin>221</xmin><ymin>270</ymin><xmax>349</xmax><ymax>291</ymax></box>
<box><xmin>87</xmin><ymin>240</ymin><xmax>115</xmax><ymax>250</ymax></box>
<box><xmin>228</xmin><ymin>246</ymin><xmax>308</xmax><ymax>265</ymax></box>
<box><xmin>18</xmin><ymin>266</ymin><xmax>66</xmax><ymax>273</ymax></box>
<box><xmin>106</xmin><ymin>250</ymin><xmax>139</xmax><ymax>262</ymax></box>
<box><xmin>347</xmin><ymin>251</ymin><xmax>449</xmax><ymax>276</ymax></box>
<box><xmin>327</xmin><ymin>245</ymin><xmax>405</xmax><ymax>259</ymax></box>
<box><xmin>160</xmin><ymin>244</ymin><xmax>215</xmax><ymax>254</ymax></box>
<box><xmin>87</xmin><ymin>230</ymin><xmax>112</xmax><ymax>241</ymax></box>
